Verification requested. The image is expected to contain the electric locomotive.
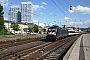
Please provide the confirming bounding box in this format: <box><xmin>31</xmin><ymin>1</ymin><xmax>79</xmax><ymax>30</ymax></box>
<box><xmin>46</xmin><ymin>25</ymin><xmax>68</xmax><ymax>40</ymax></box>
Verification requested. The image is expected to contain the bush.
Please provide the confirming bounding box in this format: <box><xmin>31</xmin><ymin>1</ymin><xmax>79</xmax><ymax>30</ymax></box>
<box><xmin>0</xmin><ymin>29</ymin><xmax>14</xmax><ymax>35</ymax></box>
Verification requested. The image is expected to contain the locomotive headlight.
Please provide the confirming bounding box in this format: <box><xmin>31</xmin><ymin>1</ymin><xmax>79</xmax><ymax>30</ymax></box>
<box><xmin>52</xmin><ymin>32</ymin><xmax>56</xmax><ymax>35</ymax></box>
<box><xmin>48</xmin><ymin>32</ymin><xmax>56</xmax><ymax>35</ymax></box>
<box><xmin>54</xmin><ymin>33</ymin><xmax>56</xmax><ymax>35</ymax></box>
<box><xmin>53</xmin><ymin>32</ymin><xmax>56</xmax><ymax>35</ymax></box>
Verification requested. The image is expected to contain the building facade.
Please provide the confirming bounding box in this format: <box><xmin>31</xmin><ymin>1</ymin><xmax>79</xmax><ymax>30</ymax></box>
<box><xmin>21</xmin><ymin>2</ymin><xmax>33</xmax><ymax>24</ymax></box>
<box><xmin>9</xmin><ymin>5</ymin><xmax>21</xmax><ymax>22</ymax></box>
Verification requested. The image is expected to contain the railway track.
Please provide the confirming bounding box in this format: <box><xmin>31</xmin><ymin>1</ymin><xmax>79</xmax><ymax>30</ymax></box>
<box><xmin>0</xmin><ymin>40</ymin><xmax>52</xmax><ymax>60</ymax></box>
<box><xmin>0</xmin><ymin>35</ymin><xmax>80</xmax><ymax>60</ymax></box>
<box><xmin>0</xmin><ymin>34</ymin><xmax>46</xmax><ymax>50</ymax></box>
<box><xmin>19</xmin><ymin>35</ymin><xmax>80</xmax><ymax>60</ymax></box>
<box><xmin>0</xmin><ymin>38</ymin><xmax>41</xmax><ymax>50</ymax></box>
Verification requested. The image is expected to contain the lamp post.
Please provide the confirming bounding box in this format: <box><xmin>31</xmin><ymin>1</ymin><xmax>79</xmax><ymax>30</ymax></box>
<box><xmin>8</xmin><ymin>11</ymin><xmax>10</xmax><ymax>30</ymax></box>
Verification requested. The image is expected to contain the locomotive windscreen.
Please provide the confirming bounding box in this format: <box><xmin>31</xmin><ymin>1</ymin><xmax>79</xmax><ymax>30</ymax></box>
<box><xmin>48</xmin><ymin>28</ymin><xmax>56</xmax><ymax>32</ymax></box>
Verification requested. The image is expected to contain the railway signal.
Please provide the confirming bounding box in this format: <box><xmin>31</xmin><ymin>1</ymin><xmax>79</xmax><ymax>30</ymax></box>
<box><xmin>70</xmin><ymin>5</ymin><xmax>73</xmax><ymax>10</ymax></box>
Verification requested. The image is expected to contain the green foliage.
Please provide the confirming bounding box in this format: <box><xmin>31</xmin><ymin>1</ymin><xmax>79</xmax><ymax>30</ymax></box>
<box><xmin>10</xmin><ymin>22</ymin><xmax>20</xmax><ymax>31</ymax></box>
<box><xmin>23</xmin><ymin>24</ymin><xmax>39</xmax><ymax>33</ymax></box>
<box><xmin>33</xmin><ymin>24</ymin><xmax>39</xmax><ymax>33</ymax></box>
<box><xmin>0</xmin><ymin>4</ymin><xmax>4</xmax><ymax>30</ymax></box>
<box><xmin>28</xmin><ymin>28</ymin><xmax>32</xmax><ymax>32</ymax></box>
<box><xmin>0</xmin><ymin>4</ymin><xmax>14</xmax><ymax>35</ymax></box>
<box><xmin>17</xmin><ymin>38</ymin><xmax>20</xmax><ymax>40</ymax></box>
<box><xmin>23</xmin><ymin>28</ymin><xmax>32</xmax><ymax>32</ymax></box>
<box><xmin>23</xmin><ymin>28</ymin><xmax>28</xmax><ymax>32</ymax></box>
<box><xmin>0</xmin><ymin>28</ymin><xmax>14</xmax><ymax>35</ymax></box>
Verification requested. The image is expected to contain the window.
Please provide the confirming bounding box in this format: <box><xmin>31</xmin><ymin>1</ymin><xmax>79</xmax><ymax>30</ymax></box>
<box><xmin>48</xmin><ymin>29</ymin><xmax>56</xmax><ymax>32</ymax></box>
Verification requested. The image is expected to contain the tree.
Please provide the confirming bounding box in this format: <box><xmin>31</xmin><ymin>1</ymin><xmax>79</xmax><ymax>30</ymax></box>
<box><xmin>23</xmin><ymin>28</ymin><xmax>32</xmax><ymax>34</ymax></box>
<box><xmin>28</xmin><ymin>28</ymin><xmax>32</xmax><ymax>32</ymax></box>
<box><xmin>0</xmin><ymin>5</ymin><xmax>14</xmax><ymax>35</ymax></box>
<box><xmin>10</xmin><ymin>22</ymin><xmax>20</xmax><ymax>31</ymax></box>
<box><xmin>0</xmin><ymin>4</ymin><xmax>4</xmax><ymax>30</ymax></box>
<box><xmin>23</xmin><ymin>28</ymin><xmax>28</xmax><ymax>32</ymax></box>
<box><xmin>42</xmin><ymin>28</ymin><xmax>46</xmax><ymax>32</ymax></box>
<box><xmin>33</xmin><ymin>24</ymin><xmax>39</xmax><ymax>33</ymax></box>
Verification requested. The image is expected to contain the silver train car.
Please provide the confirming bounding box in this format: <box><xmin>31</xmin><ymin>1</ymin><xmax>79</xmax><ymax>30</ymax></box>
<box><xmin>46</xmin><ymin>25</ymin><xmax>68</xmax><ymax>40</ymax></box>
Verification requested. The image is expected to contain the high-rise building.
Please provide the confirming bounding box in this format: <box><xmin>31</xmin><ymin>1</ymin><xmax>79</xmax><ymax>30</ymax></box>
<box><xmin>9</xmin><ymin>5</ymin><xmax>21</xmax><ymax>22</ymax></box>
<box><xmin>21</xmin><ymin>2</ymin><xmax>33</xmax><ymax>23</ymax></box>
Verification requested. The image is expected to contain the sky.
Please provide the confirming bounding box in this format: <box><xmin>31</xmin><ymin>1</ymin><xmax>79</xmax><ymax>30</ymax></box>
<box><xmin>0</xmin><ymin>0</ymin><xmax>90</xmax><ymax>28</ymax></box>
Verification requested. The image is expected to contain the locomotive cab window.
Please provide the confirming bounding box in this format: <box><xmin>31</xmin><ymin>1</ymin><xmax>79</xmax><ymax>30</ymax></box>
<box><xmin>48</xmin><ymin>29</ymin><xmax>56</xmax><ymax>32</ymax></box>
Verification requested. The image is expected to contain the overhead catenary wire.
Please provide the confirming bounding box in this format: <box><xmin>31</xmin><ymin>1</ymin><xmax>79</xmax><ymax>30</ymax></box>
<box><xmin>51</xmin><ymin>0</ymin><xmax>68</xmax><ymax>17</ymax></box>
<box><xmin>57</xmin><ymin>0</ymin><xmax>67</xmax><ymax>10</ymax></box>
<box><xmin>52</xmin><ymin>0</ymin><xmax>71</xmax><ymax>27</ymax></box>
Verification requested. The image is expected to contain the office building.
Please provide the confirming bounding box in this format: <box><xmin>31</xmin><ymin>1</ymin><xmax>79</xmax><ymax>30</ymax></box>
<box><xmin>21</xmin><ymin>2</ymin><xmax>33</xmax><ymax>23</ymax></box>
<box><xmin>9</xmin><ymin>5</ymin><xmax>21</xmax><ymax>22</ymax></box>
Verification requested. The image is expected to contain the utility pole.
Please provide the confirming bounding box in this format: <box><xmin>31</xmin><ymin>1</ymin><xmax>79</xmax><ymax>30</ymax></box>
<box><xmin>38</xmin><ymin>21</ymin><xmax>39</xmax><ymax>34</ymax></box>
<box><xmin>8</xmin><ymin>10</ymin><xmax>10</xmax><ymax>30</ymax></box>
<box><xmin>38</xmin><ymin>21</ymin><xmax>39</xmax><ymax>26</ymax></box>
<box><xmin>44</xmin><ymin>23</ymin><xmax>46</xmax><ymax>28</ymax></box>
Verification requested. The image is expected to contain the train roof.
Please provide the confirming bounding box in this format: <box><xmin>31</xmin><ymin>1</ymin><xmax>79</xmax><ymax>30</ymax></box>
<box><xmin>49</xmin><ymin>25</ymin><xmax>59</xmax><ymax>28</ymax></box>
<box><xmin>49</xmin><ymin>25</ymin><xmax>67</xmax><ymax>29</ymax></box>
<box><xmin>68</xmin><ymin>30</ymin><xmax>76</xmax><ymax>31</ymax></box>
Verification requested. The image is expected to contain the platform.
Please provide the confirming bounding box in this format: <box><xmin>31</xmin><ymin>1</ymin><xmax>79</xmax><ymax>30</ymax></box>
<box><xmin>63</xmin><ymin>34</ymin><xmax>90</xmax><ymax>60</ymax></box>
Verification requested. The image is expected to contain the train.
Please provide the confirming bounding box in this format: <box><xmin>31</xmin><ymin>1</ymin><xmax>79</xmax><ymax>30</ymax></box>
<box><xmin>68</xmin><ymin>30</ymin><xmax>81</xmax><ymax>36</ymax></box>
<box><xmin>46</xmin><ymin>25</ymin><xmax>68</xmax><ymax>40</ymax></box>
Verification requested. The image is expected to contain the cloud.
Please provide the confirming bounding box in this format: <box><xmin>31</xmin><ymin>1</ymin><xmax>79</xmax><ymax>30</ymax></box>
<box><xmin>68</xmin><ymin>5</ymin><xmax>90</xmax><ymax>15</ymax></box>
<box><xmin>65</xmin><ymin>17</ymin><xmax>69</xmax><ymax>20</ymax></box>
<box><xmin>40</xmin><ymin>6</ymin><xmax>46</xmax><ymax>9</ymax></box>
<box><xmin>33</xmin><ymin>20</ymin><xmax>38</xmax><ymax>23</ymax></box>
<box><xmin>33</xmin><ymin>5</ymin><xmax>40</xmax><ymax>10</ymax></box>
<box><xmin>67</xmin><ymin>19</ymin><xmax>90</xmax><ymax>27</ymax></box>
<box><xmin>33</xmin><ymin>5</ymin><xmax>46</xmax><ymax>10</ymax></box>
<box><xmin>84</xmin><ymin>19</ymin><xmax>90</xmax><ymax>24</ymax></box>
<box><xmin>0</xmin><ymin>0</ymin><xmax>8</xmax><ymax>7</ymax></box>
<box><xmin>69</xmin><ymin>21</ymin><xmax>82</xmax><ymax>25</ymax></box>
<box><xmin>4</xmin><ymin>17</ymin><xmax>7</xmax><ymax>20</ymax></box>
<box><xmin>39</xmin><ymin>23</ymin><xmax>45</xmax><ymax>28</ymax></box>
<box><xmin>41</xmin><ymin>2</ymin><xmax>47</xmax><ymax>5</ymax></box>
